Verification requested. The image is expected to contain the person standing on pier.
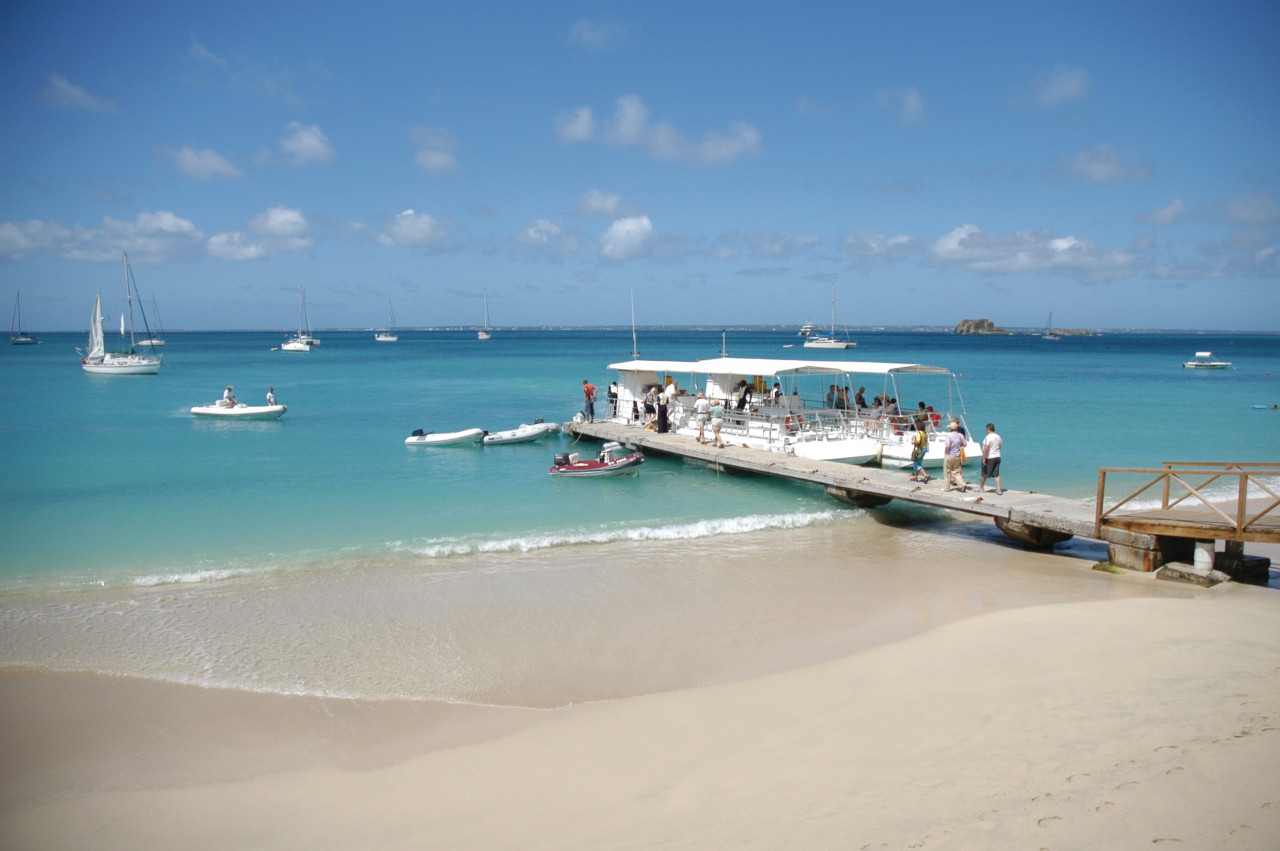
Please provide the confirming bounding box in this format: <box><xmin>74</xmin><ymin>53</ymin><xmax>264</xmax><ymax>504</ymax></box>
<box><xmin>709</xmin><ymin>397</ymin><xmax>726</xmax><ymax>448</ymax></box>
<box><xmin>909</xmin><ymin>419</ymin><xmax>930</xmax><ymax>483</ymax></box>
<box><xmin>693</xmin><ymin>392</ymin><xmax>711</xmax><ymax>442</ymax></box>
<box><xmin>943</xmin><ymin>421</ymin><xmax>968</xmax><ymax>492</ymax></box>
<box><xmin>981</xmin><ymin>423</ymin><xmax>1003</xmax><ymax>495</ymax></box>
<box><xmin>582</xmin><ymin>379</ymin><xmax>597</xmax><ymax>423</ymax></box>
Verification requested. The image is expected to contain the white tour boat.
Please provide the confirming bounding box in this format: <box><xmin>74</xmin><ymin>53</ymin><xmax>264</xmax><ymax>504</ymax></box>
<box><xmin>482</xmin><ymin>420</ymin><xmax>560</xmax><ymax>445</ymax></box>
<box><xmin>404</xmin><ymin>427</ymin><xmax>485</xmax><ymax>446</ymax></box>
<box><xmin>607</xmin><ymin>356</ymin><xmax>979</xmax><ymax>467</ymax></box>
<box><xmin>803</xmin><ymin>284</ymin><xmax>856</xmax><ymax>349</ymax></box>
<box><xmin>1182</xmin><ymin>351</ymin><xmax>1231</xmax><ymax>369</ymax></box>
<box><xmin>375</xmin><ymin>295</ymin><xmax>398</xmax><ymax>342</ymax></box>
<box><xmin>78</xmin><ymin>254</ymin><xmax>163</xmax><ymax>375</ymax></box>
<box><xmin>191</xmin><ymin>400</ymin><xmax>287</xmax><ymax>420</ymax></box>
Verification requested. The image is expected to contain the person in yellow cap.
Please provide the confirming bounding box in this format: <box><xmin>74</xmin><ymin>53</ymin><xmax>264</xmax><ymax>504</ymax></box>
<box><xmin>943</xmin><ymin>420</ymin><xmax>968</xmax><ymax>492</ymax></box>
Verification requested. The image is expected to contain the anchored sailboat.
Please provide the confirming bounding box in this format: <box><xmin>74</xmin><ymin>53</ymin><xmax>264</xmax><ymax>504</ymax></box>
<box><xmin>803</xmin><ymin>284</ymin><xmax>856</xmax><ymax>349</ymax></box>
<box><xmin>281</xmin><ymin>288</ymin><xmax>315</xmax><ymax>352</ymax></box>
<box><xmin>375</xmin><ymin>296</ymin><xmax>399</xmax><ymax>342</ymax></box>
<box><xmin>78</xmin><ymin>253</ymin><xmax>162</xmax><ymax>374</ymax></box>
<box><xmin>136</xmin><ymin>294</ymin><xmax>166</xmax><ymax>348</ymax></box>
<box><xmin>10</xmin><ymin>292</ymin><xmax>39</xmax><ymax>345</ymax></box>
<box><xmin>478</xmin><ymin>289</ymin><xmax>492</xmax><ymax>340</ymax></box>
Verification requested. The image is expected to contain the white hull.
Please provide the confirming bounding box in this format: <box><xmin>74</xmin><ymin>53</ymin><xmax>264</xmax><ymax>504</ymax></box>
<box><xmin>405</xmin><ymin>427</ymin><xmax>485</xmax><ymax>446</ymax></box>
<box><xmin>1183</xmin><ymin>351</ymin><xmax>1230</xmax><ymax>369</ymax></box>
<box><xmin>802</xmin><ymin>337</ymin><xmax>856</xmax><ymax>349</ymax></box>
<box><xmin>374</xmin><ymin>333</ymin><xmax>398</xmax><ymax>342</ymax></box>
<box><xmin>281</xmin><ymin>338</ymin><xmax>311</xmax><ymax>352</ymax></box>
<box><xmin>82</xmin><ymin>354</ymin><xmax>162</xmax><ymax>375</ymax></box>
<box><xmin>191</xmin><ymin>403</ymin><xmax>287</xmax><ymax>420</ymax></box>
<box><xmin>482</xmin><ymin>422</ymin><xmax>560</xmax><ymax>445</ymax></box>
<box><xmin>136</xmin><ymin>337</ymin><xmax>166</xmax><ymax>347</ymax></box>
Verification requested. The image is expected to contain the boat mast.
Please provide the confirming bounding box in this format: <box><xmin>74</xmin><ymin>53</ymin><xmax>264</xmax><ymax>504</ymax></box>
<box><xmin>123</xmin><ymin>253</ymin><xmax>138</xmax><ymax>350</ymax></box>
<box><xmin>630</xmin><ymin>289</ymin><xmax>639</xmax><ymax>358</ymax></box>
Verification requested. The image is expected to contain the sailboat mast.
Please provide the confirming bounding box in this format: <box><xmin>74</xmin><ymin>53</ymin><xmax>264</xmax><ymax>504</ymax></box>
<box><xmin>123</xmin><ymin>253</ymin><xmax>138</xmax><ymax>348</ymax></box>
<box><xmin>630</xmin><ymin>289</ymin><xmax>639</xmax><ymax>358</ymax></box>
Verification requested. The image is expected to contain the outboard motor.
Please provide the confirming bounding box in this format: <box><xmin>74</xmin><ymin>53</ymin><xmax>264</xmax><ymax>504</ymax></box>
<box><xmin>411</xmin><ymin>429</ymin><xmax>425</xmax><ymax>437</ymax></box>
<box><xmin>553</xmin><ymin>453</ymin><xmax>571</xmax><ymax>466</ymax></box>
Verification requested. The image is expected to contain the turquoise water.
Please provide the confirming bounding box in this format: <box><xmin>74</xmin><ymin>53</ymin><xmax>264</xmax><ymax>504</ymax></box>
<box><xmin>2</xmin><ymin>328</ymin><xmax>1277</xmax><ymax>589</ymax></box>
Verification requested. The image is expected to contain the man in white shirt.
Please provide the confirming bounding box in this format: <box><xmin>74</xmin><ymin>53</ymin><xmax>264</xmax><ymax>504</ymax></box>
<box><xmin>980</xmin><ymin>422</ymin><xmax>1002</xmax><ymax>495</ymax></box>
<box><xmin>692</xmin><ymin>392</ymin><xmax>711</xmax><ymax>442</ymax></box>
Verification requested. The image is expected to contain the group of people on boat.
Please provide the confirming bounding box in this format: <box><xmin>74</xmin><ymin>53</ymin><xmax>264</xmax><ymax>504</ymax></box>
<box><xmin>220</xmin><ymin>385</ymin><xmax>278</xmax><ymax>408</ymax></box>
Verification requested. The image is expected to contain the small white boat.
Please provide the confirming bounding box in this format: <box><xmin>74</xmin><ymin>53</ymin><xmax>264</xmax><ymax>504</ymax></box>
<box><xmin>549</xmin><ymin>442</ymin><xmax>644</xmax><ymax>477</ymax></box>
<box><xmin>1042</xmin><ymin>311</ymin><xmax>1060</xmax><ymax>341</ymax></box>
<box><xmin>11</xmin><ymin>292</ymin><xmax>40</xmax><ymax>345</ymax></box>
<box><xmin>477</xmin><ymin>288</ymin><xmax>492</xmax><ymax>340</ymax></box>
<box><xmin>482</xmin><ymin>421</ymin><xmax>560</xmax><ymax>445</ymax></box>
<box><xmin>281</xmin><ymin>287</ymin><xmax>318</xmax><ymax>351</ymax></box>
<box><xmin>802</xmin><ymin>284</ymin><xmax>856</xmax><ymax>349</ymax></box>
<box><xmin>798</xmin><ymin>320</ymin><xmax>815</xmax><ymax>337</ymax></box>
<box><xmin>191</xmin><ymin>400</ymin><xmax>287</xmax><ymax>420</ymax></box>
<box><xmin>136</xmin><ymin>294</ymin><xmax>167</xmax><ymax>347</ymax></box>
<box><xmin>405</xmin><ymin>427</ymin><xmax>485</xmax><ymax>446</ymax></box>
<box><xmin>1183</xmin><ymin>351</ymin><xmax>1231</xmax><ymax>369</ymax></box>
<box><xmin>375</xmin><ymin>296</ymin><xmax>398</xmax><ymax>342</ymax></box>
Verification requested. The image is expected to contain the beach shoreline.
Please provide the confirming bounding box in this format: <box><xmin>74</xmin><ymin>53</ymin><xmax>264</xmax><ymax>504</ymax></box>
<box><xmin>2</xmin><ymin>521</ymin><xmax>1278</xmax><ymax>849</ymax></box>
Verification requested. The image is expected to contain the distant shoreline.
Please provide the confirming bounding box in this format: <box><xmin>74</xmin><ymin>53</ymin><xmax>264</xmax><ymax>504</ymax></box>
<box><xmin>21</xmin><ymin>326</ymin><xmax>1280</xmax><ymax>336</ymax></box>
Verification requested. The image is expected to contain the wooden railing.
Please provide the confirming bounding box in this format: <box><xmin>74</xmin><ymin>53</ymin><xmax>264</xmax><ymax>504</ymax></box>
<box><xmin>1094</xmin><ymin>462</ymin><xmax>1280</xmax><ymax>540</ymax></box>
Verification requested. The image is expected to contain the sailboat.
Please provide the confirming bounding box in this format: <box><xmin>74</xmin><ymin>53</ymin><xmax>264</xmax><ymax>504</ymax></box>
<box><xmin>78</xmin><ymin>253</ymin><xmax>162</xmax><ymax>374</ymax></box>
<box><xmin>1042</xmin><ymin>312</ymin><xmax>1061</xmax><ymax>341</ymax></box>
<box><xmin>803</xmin><ymin>284</ymin><xmax>857</xmax><ymax>349</ymax></box>
<box><xmin>477</xmin><ymin>289</ymin><xmax>492</xmax><ymax>340</ymax></box>
<box><xmin>10</xmin><ymin>292</ymin><xmax>40</xmax><ymax>345</ymax></box>
<box><xmin>375</xmin><ymin>296</ymin><xmax>399</xmax><ymax>342</ymax></box>
<box><xmin>281</xmin><ymin>288</ymin><xmax>315</xmax><ymax>352</ymax></box>
<box><xmin>136</xmin><ymin>294</ymin><xmax>166</xmax><ymax>347</ymax></box>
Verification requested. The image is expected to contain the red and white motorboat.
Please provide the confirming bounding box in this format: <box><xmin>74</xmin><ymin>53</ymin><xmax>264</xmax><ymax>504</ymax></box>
<box><xmin>549</xmin><ymin>442</ymin><xmax>644</xmax><ymax>477</ymax></box>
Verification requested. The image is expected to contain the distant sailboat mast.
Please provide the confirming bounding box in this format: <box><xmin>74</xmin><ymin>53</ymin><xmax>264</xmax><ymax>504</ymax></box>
<box><xmin>630</xmin><ymin>289</ymin><xmax>639</xmax><ymax>359</ymax></box>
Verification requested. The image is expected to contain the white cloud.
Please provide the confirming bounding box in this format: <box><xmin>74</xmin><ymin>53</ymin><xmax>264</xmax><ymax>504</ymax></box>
<box><xmin>378</xmin><ymin>209</ymin><xmax>451</xmax><ymax>248</ymax></box>
<box><xmin>576</xmin><ymin>189</ymin><xmax>622</xmax><ymax>219</ymax></box>
<box><xmin>930</xmin><ymin>223</ymin><xmax>1135</xmax><ymax>279</ymax></box>
<box><xmin>207</xmin><ymin>231</ymin><xmax>266</xmax><ymax>261</ymax></box>
<box><xmin>1222</xmin><ymin>191</ymin><xmax>1280</xmax><ymax>226</ymax></box>
<box><xmin>555</xmin><ymin>107</ymin><xmax>595</xmax><ymax>142</ymax></box>
<box><xmin>1034</xmin><ymin>66</ymin><xmax>1090</xmax><ymax>107</ymax></box>
<box><xmin>0</xmin><ymin>211</ymin><xmax>203</xmax><ymax>263</ymax></box>
<box><xmin>516</xmin><ymin>219</ymin><xmax>563</xmax><ymax>245</ymax></box>
<box><xmin>874</xmin><ymin>86</ymin><xmax>925</xmax><ymax>125</ymax></box>
<box><xmin>42</xmin><ymin>74</ymin><xmax>116</xmax><ymax>112</ymax></box>
<box><xmin>208</xmin><ymin>206</ymin><xmax>312</xmax><ymax>260</ymax></box>
<box><xmin>171</xmin><ymin>146</ymin><xmax>244</xmax><ymax>180</ymax></box>
<box><xmin>1062</xmin><ymin>143</ymin><xmax>1151</xmax><ymax>185</ymax></box>
<box><xmin>601</xmin><ymin>215</ymin><xmax>654</xmax><ymax>260</ymax></box>
<box><xmin>279</xmin><ymin>122</ymin><xmax>334</xmax><ymax>166</ymax></box>
<box><xmin>411</xmin><ymin>126</ymin><xmax>460</xmax><ymax>175</ymax></box>
<box><xmin>745</xmin><ymin>229</ymin><xmax>821</xmax><ymax>258</ymax></box>
<box><xmin>559</xmin><ymin>95</ymin><xmax>762</xmax><ymax>165</ymax></box>
<box><xmin>568</xmin><ymin>18</ymin><xmax>627</xmax><ymax>50</ymax></box>
<box><xmin>839</xmin><ymin>228</ymin><xmax>923</xmax><ymax>260</ymax></box>
<box><xmin>1140</xmin><ymin>198</ymin><xmax>1190</xmax><ymax>226</ymax></box>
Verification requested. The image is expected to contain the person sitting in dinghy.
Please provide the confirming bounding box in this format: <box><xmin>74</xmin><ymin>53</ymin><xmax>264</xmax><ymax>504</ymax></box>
<box><xmin>223</xmin><ymin>386</ymin><xmax>237</xmax><ymax>408</ymax></box>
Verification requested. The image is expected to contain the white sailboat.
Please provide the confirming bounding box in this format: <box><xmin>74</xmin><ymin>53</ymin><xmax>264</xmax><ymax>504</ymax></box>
<box><xmin>803</xmin><ymin>284</ymin><xmax>856</xmax><ymax>349</ymax></box>
<box><xmin>281</xmin><ymin>288</ymin><xmax>314</xmax><ymax>352</ymax></box>
<box><xmin>1042</xmin><ymin>311</ymin><xmax>1061</xmax><ymax>341</ymax></box>
<box><xmin>10</xmin><ymin>292</ymin><xmax>40</xmax><ymax>345</ymax></box>
<box><xmin>78</xmin><ymin>253</ymin><xmax>162</xmax><ymax>374</ymax></box>
<box><xmin>375</xmin><ymin>296</ymin><xmax>399</xmax><ymax>342</ymax></box>
<box><xmin>477</xmin><ymin>288</ymin><xmax>492</xmax><ymax>340</ymax></box>
<box><xmin>136</xmin><ymin>294</ymin><xmax>167</xmax><ymax>347</ymax></box>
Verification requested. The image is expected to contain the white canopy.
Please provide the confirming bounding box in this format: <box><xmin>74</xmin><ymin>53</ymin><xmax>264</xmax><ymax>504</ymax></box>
<box><xmin>607</xmin><ymin>357</ymin><xmax>952</xmax><ymax>377</ymax></box>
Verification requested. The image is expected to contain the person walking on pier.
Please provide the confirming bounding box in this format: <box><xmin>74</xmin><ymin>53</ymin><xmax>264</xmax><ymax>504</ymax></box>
<box><xmin>981</xmin><ymin>422</ymin><xmax>1003</xmax><ymax>495</ymax></box>
<box><xmin>693</xmin><ymin>392</ymin><xmax>711</xmax><ymax>442</ymax></box>
<box><xmin>909</xmin><ymin>419</ymin><xmax>930</xmax><ymax>483</ymax></box>
<box><xmin>943</xmin><ymin>420</ymin><xmax>968</xmax><ymax>492</ymax></box>
<box><xmin>709</xmin><ymin>397</ymin><xmax>726</xmax><ymax>448</ymax></box>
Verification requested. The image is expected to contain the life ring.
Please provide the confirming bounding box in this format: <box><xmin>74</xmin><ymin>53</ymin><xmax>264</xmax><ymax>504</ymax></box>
<box><xmin>785</xmin><ymin>416</ymin><xmax>799</xmax><ymax>434</ymax></box>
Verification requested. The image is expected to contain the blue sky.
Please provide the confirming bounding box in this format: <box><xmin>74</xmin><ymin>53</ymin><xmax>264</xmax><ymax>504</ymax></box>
<box><xmin>2</xmin><ymin>1</ymin><xmax>1278</xmax><ymax>332</ymax></box>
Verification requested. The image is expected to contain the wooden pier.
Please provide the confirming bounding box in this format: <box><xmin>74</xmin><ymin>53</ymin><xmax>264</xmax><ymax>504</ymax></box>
<box><xmin>563</xmin><ymin>421</ymin><xmax>1276</xmax><ymax>584</ymax></box>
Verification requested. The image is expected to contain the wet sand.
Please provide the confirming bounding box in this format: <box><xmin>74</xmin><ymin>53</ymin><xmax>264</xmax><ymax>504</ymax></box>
<box><xmin>2</xmin><ymin>520</ymin><xmax>1278</xmax><ymax>849</ymax></box>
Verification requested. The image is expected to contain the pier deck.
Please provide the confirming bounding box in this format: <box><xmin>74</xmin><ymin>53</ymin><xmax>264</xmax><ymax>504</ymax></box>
<box><xmin>564</xmin><ymin>420</ymin><xmax>1104</xmax><ymax>546</ymax></box>
<box><xmin>563</xmin><ymin>422</ymin><xmax>1275</xmax><ymax>583</ymax></box>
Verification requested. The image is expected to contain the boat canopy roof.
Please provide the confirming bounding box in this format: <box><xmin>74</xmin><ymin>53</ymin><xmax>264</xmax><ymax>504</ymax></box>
<box><xmin>607</xmin><ymin>356</ymin><xmax>952</xmax><ymax>377</ymax></box>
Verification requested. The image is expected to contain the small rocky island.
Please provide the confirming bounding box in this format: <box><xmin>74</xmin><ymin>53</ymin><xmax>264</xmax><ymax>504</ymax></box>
<box><xmin>953</xmin><ymin>318</ymin><xmax>1007</xmax><ymax>335</ymax></box>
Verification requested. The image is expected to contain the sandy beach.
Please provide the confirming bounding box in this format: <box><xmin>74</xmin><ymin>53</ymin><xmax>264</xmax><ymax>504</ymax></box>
<box><xmin>2</xmin><ymin>524</ymin><xmax>1278</xmax><ymax>849</ymax></box>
